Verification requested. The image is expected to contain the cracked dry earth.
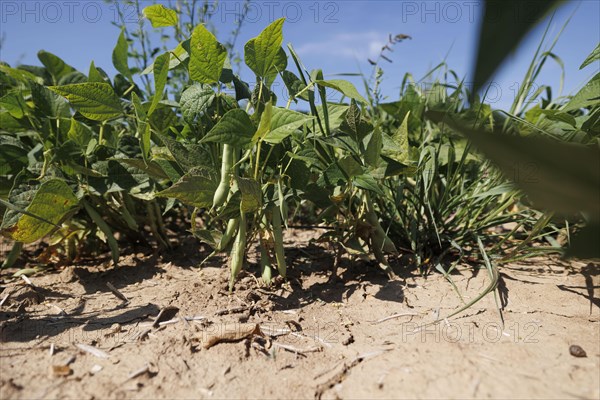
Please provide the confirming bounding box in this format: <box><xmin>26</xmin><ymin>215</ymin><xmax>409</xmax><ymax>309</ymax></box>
<box><xmin>0</xmin><ymin>230</ymin><xmax>599</xmax><ymax>400</ymax></box>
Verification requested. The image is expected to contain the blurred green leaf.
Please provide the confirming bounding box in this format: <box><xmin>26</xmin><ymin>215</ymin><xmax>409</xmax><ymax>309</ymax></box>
<box><xmin>473</xmin><ymin>0</ymin><xmax>561</xmax><ymax>93</ymax></box>
<box><xmin>580</xmin><ymin>43</ymin><xmax>600</xmax><ymax>70</ymax></box>
<box><xmin>427</xmin><ymin>111</ymin><xmax>600</xmax><ymax>219</ymax></box>
<box><xmin>563</xmin><ymin>73</ymin><xmax>600</xmax><ymax>112</ymax></box>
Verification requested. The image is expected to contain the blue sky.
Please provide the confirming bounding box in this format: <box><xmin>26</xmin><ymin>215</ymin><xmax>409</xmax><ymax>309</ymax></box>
<box><xmin>1</xmin><ymin>1</ymin><xmax>599</xmax><ymax>110</ymax></box>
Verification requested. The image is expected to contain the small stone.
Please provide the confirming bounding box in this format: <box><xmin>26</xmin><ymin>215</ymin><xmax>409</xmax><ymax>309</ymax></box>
<box><xmin>90</xmin><ymin>364</ymin><xmax>103</xmax><ymax>374</ymax></box>
<box><xmin>569</xmin><ymin>344</ymin><xmax>587</xmax><ymax>358</ymax></box>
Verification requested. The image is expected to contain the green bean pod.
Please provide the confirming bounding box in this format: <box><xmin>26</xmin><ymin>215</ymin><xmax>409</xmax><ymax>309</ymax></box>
<box><xmin>271</xmin><ymin>207</ymin><xmax>287</xmax><ymax>278</ymax></box>
<box><xmin>217</xmin><ymin>217</ymin><xmax>239</xmax><ymax>252</ymax></box>
<box><xmin>364</xmin><ymin>192</ymin><xmax>398</xmax><ymax>254</ymax></box>
<box><xmin>213</xmin><ymin>144</ymin><xmax>234</xmax><ymax>209</ymax></box>
<box><xmin>229</xmin><ymin>212</ymin><xmax>246</xmax><ymax>291</ymax></box>
<box><xmin>260</xmin><ymin>242</ymin><xmax>273</xmax><ymax>284</ymax></box>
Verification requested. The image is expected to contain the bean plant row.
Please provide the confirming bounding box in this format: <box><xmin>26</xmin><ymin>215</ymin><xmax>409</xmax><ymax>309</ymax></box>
<box><xmin>1</xmin><ymin>3</ymin><xmax>598</xmax><ymax>290</ymax></box>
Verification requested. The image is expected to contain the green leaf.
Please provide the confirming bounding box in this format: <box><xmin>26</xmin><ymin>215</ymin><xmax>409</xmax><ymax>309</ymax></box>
<box><xmin>119</xmin><ymin>158</ymin><xmax>170</xmax><ymax>180</ymax></box>
<box><xmin>30</xmin><ymin>81</ymin><xmax>71</xmax><ymax>118</ymax></box>
<box><xmin>353</xmin><ymin>174</ymin><xmax>384</xmax><ymax>195</ymax></box>
<box><xmin>88</xmin><ymin>61</ymin><xmax>107</xmax><ymax>83</ymax></box>
<box><xmin>427</xmin><ymin>111</ymin><xmax>600</xmax><ymax>219</ymax></box>
<box><xmin>314</xmin><ymin>79</ymin><xmax>368</xmax><ymax>104</ymax></box>
<box><xmin>143</xmin><ymin>4</ymin><xmax>179</xmax><ymax>28</ymax></box>
<box><xmin>0</xmin><ymin>144</ymin><xmax>28</xmax><ymax>176</ymax></box>
<box><xmin>563</xmin><ymin>73</ymin><xmax>600</xmax><ymax>112</ymax></box>
<box><xmin>473</xmin><ymin>0</ymin><xmax>560</xmax><ymax>93</ymax></box>
<box><xmin>158</xmin><ymin>133</ymin><xmax>211</xmax><ymax>172</ymax></box>
<box><xmin>580</xmin><ymin>43</ymin><xmax>600</xmax><ymax>70</ymax></box>
<box><xmin>264</xmin><ymin>47</ymin><xmax>288</xmax><ymax>87</ymax></box>
<box><xmin>565</xmin><ymin>223</ymin><xmax>600</xmax><ymax>259</ymax></box>
<box><xmin>364</xmin><ymin>127</ymin><xmax>382</xmax><ymax>167</ymax></box>
<box><xmin>237</xmin><ymin>177</ymin><xmax>262</xmax><ymax>212</ymax></box>
<box><xmin>189</xmin><ymin>24</ymin><xmax>227</xmax><ymax>84</ymax></box>
<box><xmin>50</xmin><ymin>83</ymin><xmax>123</xmax><ymax>121</ymax></box>
<box><xmin>1</xmin><ymin>179</ymin><xmax>78</xmax><ymax>243</ymax></box>
<box><xmin>382</xmin><ymin>112</ymin><xmax>409</xmax><ymax>164</ymax></box>
<box><xmin>67</xmin><ymin>118</ymin><xmax>94</xmax><ymax>147</ymax></box>
<box><xmin>539</xmin><ymin>109</ymin><xmax>576</xmax><ymax>127</ymax></box>
<box><xmin>201</xmin><ymin>109</ymin><xmax>255</xmax><ymax>147</ymax></box>
<box><xmin>82</xmin><ymin>200</ymin><xmax>119</xmax><ymax>267</ymax></box>
<box><xmin>232</xmin><ymin>75</ymin><xmax>252</xmax><ymax>100</ymax></box>
<box><xmin>155</xmin><ymin>168</ymin><xmax>218</xmax><ymax>208</ymax></box>
<box><xmin>263</xmin><ymin>107</ymin><xmax>313</xmax><ymax>144</ymax></box>
<box><xmin>0</xmin><ymin>92</ymin><xmax>28</xmax><ymax>119</ymax></box>
<box><xmin>141</xmin><ymin>40</ymin><xmax>190</xmax><ymax>75</ymax></box>
<box><xmin>282</xmin><ymin>70</ymin><xmax>308</xmax><ymax>100</ymax></box>
<box><xmin>253</xmin><ymin>101</ymin><xmax>273</xmax><ymax>142</ymax></box>
<box><xmin>131</xmin><ymin>92</ymin><xmax>151</xmax><ymax>160</ymax></box>
<box><xmin>0</xmin><ymin>64</ymin><xmax>43</xmax><ymax>85</ymax></box>
<box><xmin>112</xmin><ymin>29</ymin><xmax>132</xmax><ymax>81</ymax></box>
<box><xmin>244</xmin><ymin>18</ymin><xmax>285</xmax><ymax>78</ymax></box>
<box><xmin>340</xmin><ymin>100</ymin><xmax>372</xmax><ymax>141</ymax></box>
<box><xmin>37</xmin><ymin>51</ymin><xmax>76</xmax><ymax>84</ymax></box>
<box><xmin>338</xmin><ymin>156</ymin><xmax>363</xmax><ymax>178</ymax></box>
<box><xmin>179</xmin><ymin>84</ymin><xmax>215</xmax><ymax>123</ymax></box>
<box><xmin>148</xmin><ymin>52</ymin><xmax>169</xmax><ymax>116</ymax></box>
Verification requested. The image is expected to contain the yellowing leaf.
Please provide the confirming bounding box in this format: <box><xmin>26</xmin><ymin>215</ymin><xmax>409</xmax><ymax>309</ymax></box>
<box><xmin>2</xmin><ymin>180</ymin><xmax>78</xmax><ymax>243</ymax></box>
<box><xmin>143</xmin><ymin>4</ymin><xmax>178</xmax><ymax>28</ymax></box>
<box><xmin>189</xmin><ymin>24</ymin><xmax>227</xmax><ymax>84</ymax></box>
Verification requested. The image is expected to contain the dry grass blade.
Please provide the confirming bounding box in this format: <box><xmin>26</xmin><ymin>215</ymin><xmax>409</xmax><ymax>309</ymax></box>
<box><xmin>260</xmin><ymin>325</ymin><xmax>291</xmax><ymax>337</ymax></box>
<box><xmin>291</xmin><ymin>332</ymin><xmax>333</xmax><ymax>348</ymax></box>
<box><xmin>0</xmin><ymin>291</ymin><xmax>11</xmax><ymax>308</ymax></box>
<box><xmin>369</xmin><ymin>312</ymin><xmax>421</xmax><ymax>325</ymax></box>
<box><xmin>20</xmin><ymin>275</ymin><xmax>34</xmax><ymax>286</ymax></box>
<box><xmin>214</xmin><ymin>306</ymin><xmax>248</xmax><ymax>316</ymax></box>
<box><xmin>152</xmin><ymin>306</ymin><xmax>179</xmax><ymax>327</ymax></box>
<box><xmin>106</xmin><ymin>282</ymin><xmax>129</xmax><ymax>303</ymax></box>
<box><xmin>158</xmin><ymin>318</ymin><xmax>179</xmax><ymax>326</ymax></box>
<box><xmin>184</xmin><ymin>315</ymin><xmax>207</xmax><ymax>321</ymax></box>
<box><xmin>273</xmin><ymin>343</ymin><xmax>322</xmax><ymax>355</ymax></box>
<box><xmin>127</xmin><ymin>364</ymin><xmax>150</xmax><ymax>380</ymax></box>
<box><xmin>75</xmin><ymin>343</ymin><xmax>110</xmax><ymax>359</ymax></box>
<box><xmin>315</xmin><ymin>349</ymin><xmax>392</xmax><ymax>398</ymax></box>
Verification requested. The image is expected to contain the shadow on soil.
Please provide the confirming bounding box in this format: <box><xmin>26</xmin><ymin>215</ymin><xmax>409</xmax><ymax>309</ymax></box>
<box><xmin>252</xmin><ymin>242</ymin><xmax>417</xmax><ymax>312</ymax></box>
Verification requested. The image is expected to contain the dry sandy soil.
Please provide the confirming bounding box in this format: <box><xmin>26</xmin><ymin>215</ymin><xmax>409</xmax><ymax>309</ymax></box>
<box><xmin>1</xmin><ymin>229</ymin><xmax>598</xmax><ymax>400</ymax></box>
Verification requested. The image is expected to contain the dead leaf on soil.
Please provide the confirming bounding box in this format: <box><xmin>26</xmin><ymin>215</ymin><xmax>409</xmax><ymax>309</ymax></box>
<box><xmin>51</xmin><ymin>365</ymin><xmax>72</xmax><ymax>377</ymax></box>
<box><xmin>201</xmin><ymin>323</ymin><xmax>264</xmax><ymax>349</ymax></box>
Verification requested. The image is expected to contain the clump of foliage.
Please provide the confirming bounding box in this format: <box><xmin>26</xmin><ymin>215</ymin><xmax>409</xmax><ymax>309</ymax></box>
<box><xmin>1</xmin><ymin>0</ymin><xmax>597</xmax><ymax>293</ymax></box>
